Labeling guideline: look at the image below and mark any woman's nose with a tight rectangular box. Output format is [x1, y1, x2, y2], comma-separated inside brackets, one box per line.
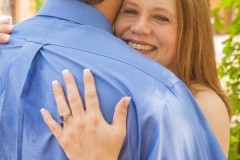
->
[130, 17, 151, 36]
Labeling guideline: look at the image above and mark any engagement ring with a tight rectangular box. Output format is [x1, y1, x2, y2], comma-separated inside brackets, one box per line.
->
[59, 113, 72, 122]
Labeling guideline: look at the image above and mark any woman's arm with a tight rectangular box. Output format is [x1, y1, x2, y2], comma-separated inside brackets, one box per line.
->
[0, 18, 13, 43]
[41, 69, 130, 160]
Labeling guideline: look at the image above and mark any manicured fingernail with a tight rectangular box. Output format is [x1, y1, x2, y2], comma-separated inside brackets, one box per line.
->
[62, 69, 71, 79]
[126, 97, 131, 101]
[2, 34, 10, 41]
[125, 97, 131, 105]
[52, 80, 59, 85]
[62, 69, 70, 75]
[6, 25, 14, 30]
[52, 80, 59, 90]
[83, 69, 91, 76]
[40, 108, 46, 114]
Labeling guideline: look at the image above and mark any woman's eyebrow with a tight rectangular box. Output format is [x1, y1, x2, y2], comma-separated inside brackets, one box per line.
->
[153, 7, 175, 16]
[122, 1, 175, 17]
[122, 1, 138, 7]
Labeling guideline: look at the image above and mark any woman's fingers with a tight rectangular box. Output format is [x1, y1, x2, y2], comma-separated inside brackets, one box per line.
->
[62, 70, 85, 117]
[0, 24, 14, 33]
[112, 97, 130, 133]
[83, 69, 101, 115]
[52, 80, 72, 124]
[41, 70, 130, 160]
[0, 19, 14, 44]
[40, 108, 64, 140]
[0, 18, 11, 24]
[0, 33, 10, 43]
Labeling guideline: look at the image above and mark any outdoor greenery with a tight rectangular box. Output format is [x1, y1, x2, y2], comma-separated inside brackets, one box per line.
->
[35, 0, 44, 11]
[212, 0, 240, 159]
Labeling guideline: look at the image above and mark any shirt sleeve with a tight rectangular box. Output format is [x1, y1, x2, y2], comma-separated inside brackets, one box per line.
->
[146, 82, 226, 160]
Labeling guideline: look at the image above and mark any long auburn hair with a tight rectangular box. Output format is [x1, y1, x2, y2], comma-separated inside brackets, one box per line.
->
[174, 0, 231, 117]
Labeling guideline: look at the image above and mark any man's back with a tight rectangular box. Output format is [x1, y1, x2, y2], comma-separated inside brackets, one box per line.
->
[0, 0, 225, 159]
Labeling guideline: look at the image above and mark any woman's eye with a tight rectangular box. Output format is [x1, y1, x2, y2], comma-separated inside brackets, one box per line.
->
[154, 15, 169, 22]
[124, 9, 137, 15]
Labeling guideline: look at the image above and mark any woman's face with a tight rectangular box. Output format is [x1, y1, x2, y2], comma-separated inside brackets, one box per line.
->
[114, 0, 178, 70]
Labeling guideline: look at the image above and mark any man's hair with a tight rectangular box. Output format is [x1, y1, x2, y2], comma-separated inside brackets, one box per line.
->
[81, 0, 104, 5]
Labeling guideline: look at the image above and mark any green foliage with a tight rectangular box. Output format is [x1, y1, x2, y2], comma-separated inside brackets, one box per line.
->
[213, 0, 240, 159]
[35, 0, 44, 11]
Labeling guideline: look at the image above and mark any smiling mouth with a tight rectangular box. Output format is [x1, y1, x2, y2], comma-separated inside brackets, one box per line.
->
[128, 42, 156, 51]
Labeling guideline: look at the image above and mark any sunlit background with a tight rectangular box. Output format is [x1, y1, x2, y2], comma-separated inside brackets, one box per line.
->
[0, 0, 42, 23]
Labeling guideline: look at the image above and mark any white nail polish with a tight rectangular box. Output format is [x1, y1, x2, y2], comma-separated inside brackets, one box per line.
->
[52, 80, 59, 85]
[40, 108, 46, 113]
[62, 69, 70, 75]
[83, 69, 91, 75]
[2, 34, 10, 41]
[6, 25, 14, 30]
[126, 97, 131, 101]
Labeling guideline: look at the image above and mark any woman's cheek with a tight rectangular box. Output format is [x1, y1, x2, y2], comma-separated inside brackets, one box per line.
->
[115, 17, 132, 37]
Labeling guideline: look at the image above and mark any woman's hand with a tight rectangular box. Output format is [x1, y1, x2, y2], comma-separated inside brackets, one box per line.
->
[0, 18, 13, 43]
[40, 69, 130, 160]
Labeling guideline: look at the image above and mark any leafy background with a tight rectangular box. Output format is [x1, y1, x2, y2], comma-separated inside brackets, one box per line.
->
[212, 0, 240, 159]
[35, 0, 44, 11]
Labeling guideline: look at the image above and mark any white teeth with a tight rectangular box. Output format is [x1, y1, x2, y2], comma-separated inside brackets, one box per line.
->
[133, 43, 137, 48]
[128, 42, 154, 51]
[137, 44, 141, 50]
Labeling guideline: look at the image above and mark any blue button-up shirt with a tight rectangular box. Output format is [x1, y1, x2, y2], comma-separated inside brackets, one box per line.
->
[0, 0, 225, 159]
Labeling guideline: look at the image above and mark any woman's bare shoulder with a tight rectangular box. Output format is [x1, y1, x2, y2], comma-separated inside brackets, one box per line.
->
[190, 83, 228, 118]
[190, 83, 230, 157]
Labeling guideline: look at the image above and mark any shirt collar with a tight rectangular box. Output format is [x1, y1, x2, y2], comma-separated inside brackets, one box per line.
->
[36, 0, 113, 34]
